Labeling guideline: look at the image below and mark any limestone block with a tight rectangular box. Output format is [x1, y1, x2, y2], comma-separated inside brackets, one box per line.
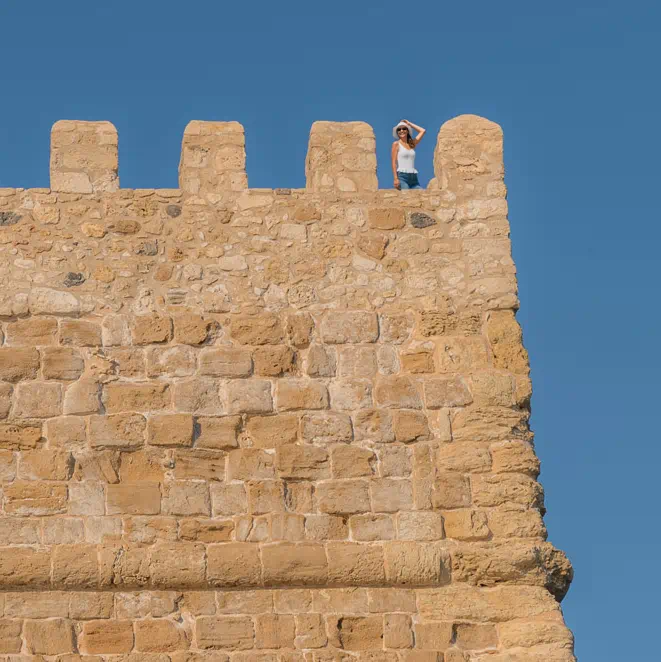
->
[305, 345, 337, 377]
[195, 615, 255, 650]
[13, 381, 63, 418]
[255, 613, 296, 649]
[89, 413, 146, 449]
[384, 542, 451, 585]
[211, 483, 247, 516]
[18, 449, 73, 480]
[317, 480, 370, 514]
[135, 619, 190, 652]
[301, 412, 353, 444]
[151, 542, 206, 588]
[162, 481, 210, 516]
[222, 380, 273, 415]
[442, 509, 490, 541]
[24, 618, 75, 655]
[60, 319, 102, 346]
[147, 345, 197, 378]
[306, 122, 377, 193]
[106, 482, 161, 515]
[196, 415, 240, 450]
[174, 313, 215, 345]
[393, 410, 430, 442]
[354, 409, 394, 442]
[4, 481, 67, 516]
[331, 445, 375, 478]
[413, 622, 453, 651]
[131, 315, 173, 345]
[384, 613, 414, 649]
[230, 314, 284, 345]
[174, 450, 226, 481]
[0, 347, 39, 381]
[227, 449, 274, 480]
[79, 620, 135, 654]
[374, 377, 421, 409]
[329, 379, 373, 410]
[52, 543, 99, 588]
[173, 378, 223, 415]
[295, 613, 328, 648]
[276, 444, 329, 479]
[5, 317, 58, 345]
[275, 379, 329, 411]
[0, 546, 51, 586]
[148, 414, 194, 447]
[471, 473, 544, 509]
[200, 347, 252, 378]
[247, 414, 298, 448]
[0, 619, 22, 653]
[350, 514, 395, 541]
[50, 120, 119, 193]
[491, 440, 540, 476]
[328, 614, 383, 650]
[488, 506, 547, 539]
[321, 312, 378, 344]
[262, 543, 328, 585]
[327, 542, 385, 585]
[486, 310, 530, 374]
[103, 382, 170, 413]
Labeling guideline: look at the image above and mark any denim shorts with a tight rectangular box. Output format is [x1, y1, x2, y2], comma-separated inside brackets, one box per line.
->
[397, 171, 421, 189]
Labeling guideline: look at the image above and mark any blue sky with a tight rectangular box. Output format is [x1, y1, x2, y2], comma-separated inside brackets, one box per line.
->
[1, 1, 659, 658]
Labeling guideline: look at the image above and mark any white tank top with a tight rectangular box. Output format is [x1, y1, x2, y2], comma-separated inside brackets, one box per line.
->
[397, 142, 417, 174]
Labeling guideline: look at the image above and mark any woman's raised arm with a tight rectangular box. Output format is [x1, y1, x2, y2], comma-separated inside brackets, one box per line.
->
[404, 119, 426, 145]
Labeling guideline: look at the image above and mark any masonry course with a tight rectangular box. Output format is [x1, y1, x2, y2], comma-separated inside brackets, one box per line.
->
[0, 115, 575, 660]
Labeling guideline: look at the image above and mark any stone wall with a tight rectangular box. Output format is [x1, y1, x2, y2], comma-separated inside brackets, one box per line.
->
[0, 115, 575, 660]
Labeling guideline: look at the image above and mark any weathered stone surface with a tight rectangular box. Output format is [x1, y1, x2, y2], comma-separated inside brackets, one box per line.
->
[0, 117, 573, 659]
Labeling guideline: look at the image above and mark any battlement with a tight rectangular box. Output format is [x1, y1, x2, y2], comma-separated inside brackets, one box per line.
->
[0, 115, 575, 661]
[26, 114, 505, 197]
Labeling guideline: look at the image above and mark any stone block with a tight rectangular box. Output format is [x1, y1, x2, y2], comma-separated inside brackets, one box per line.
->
[0, 619, 22, 653]
[350, 514, 395, 541]
[248, 480, 286, 514]
[200, 348, 252, 377]
[174, 314, 215, 345]
[0, 546, 51, 587]
[90, 413, 146, 449]
[317, 480, 370, 514]
[490, 440, 540, 476]
[331, 445, 375, 478]
[196, 616, 255, 650]
[374, 377, 421, 409]
[327, 542, 385, 585]
[305, 513, 347, 541]
[163, 481, 210, 516]
[486, 310, 530, 374]
[103, 382, 170, 413]
[321, 312, 378, 344]
[367, 588, 417, 613]
[369, 208, 405, 230]
[451, 406, 530, 443]
[211, 483, 247, 516]
[41, 347, 85, 380]
[424, 377, 473, 408]
[442, 509, 490, 541]
[393, 410, 430, 442]
[13, 381, 63, 418]
[255, 614, 296, 649]
[397, 511, 445, 541]
[135, 618, 190, 652]
[354, 409, 394, 442]
[436, 443, 491, 473]
[4, 481, 67, 516]
[414, 622, 453, 650]
[370, 479, 413, 512]
[179, 518, 234, 543]
[52, 543, 99, 588]
[173, 450, 226, 481]
[227, 449, 274, 480]
[0, 347, 39, 381]
[436, 337, 490, 374]
[305, 345, 336, 377]
[275, 379, 329, 411]
[222, 380, 273, 414]
[247, 414, 298, 448]
[285, 312, 315, 347]
[131, 315, 172, 344]
[69, 591, 114, 619]
[384, 613, 413, 649]
[471, 474, 544, 509]
[431, 473, 471, 509]
[276, 444, 329, 479]
[230, 314, 284, 345]
[69, 481, 105, 516]
[174, 378, 223, 415]
[24, 618, 75, 655]
[328, 378, 372, 410]
[80, 620, 135, 654]
[106, 482, 161, 515]
[328, 615, 384, 650]
[384, 542, 451, 586]
[401, 350, 435, 374]
[262, 543, 328, 585]
[151, 542, 206, 588]
[253, 345, 295, 376]
[148, 414, 194, 447]
[120, 449, 165, 482]
[18, 449, 73, 480]
[64, 379, 102, 415]
[59, 319, 102, 346]
[196, 415, 240, 450]
[295, 613, 328, 649]
[488, 506, 546, 539]
[147, 345, 197, 378]
[301, 412, 353, 443]
[6, 317, 58, 346]
[44, 415, 86, 447]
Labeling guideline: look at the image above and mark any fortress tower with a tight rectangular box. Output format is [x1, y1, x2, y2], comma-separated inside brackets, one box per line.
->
[0, 115, 575, 660]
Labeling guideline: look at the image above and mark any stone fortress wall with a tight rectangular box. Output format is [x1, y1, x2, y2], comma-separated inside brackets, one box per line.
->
[0, 115, 575, 660]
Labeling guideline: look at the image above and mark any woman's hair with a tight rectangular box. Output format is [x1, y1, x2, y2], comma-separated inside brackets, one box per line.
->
[400, 126, 415, 149]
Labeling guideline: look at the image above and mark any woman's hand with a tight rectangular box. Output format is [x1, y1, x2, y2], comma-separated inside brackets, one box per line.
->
[394, 177, 401, 190]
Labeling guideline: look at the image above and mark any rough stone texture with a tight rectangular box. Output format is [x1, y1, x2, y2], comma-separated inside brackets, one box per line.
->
[0, 115, 574, 660]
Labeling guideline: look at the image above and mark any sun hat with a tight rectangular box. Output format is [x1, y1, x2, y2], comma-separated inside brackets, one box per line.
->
[392, 120, 411, 139]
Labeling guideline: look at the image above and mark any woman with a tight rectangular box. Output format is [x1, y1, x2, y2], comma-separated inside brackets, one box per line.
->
[391, 119, 426, 190]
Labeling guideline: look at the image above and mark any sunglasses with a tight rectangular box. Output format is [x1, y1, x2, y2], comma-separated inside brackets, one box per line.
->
[397, 127, 408, 132]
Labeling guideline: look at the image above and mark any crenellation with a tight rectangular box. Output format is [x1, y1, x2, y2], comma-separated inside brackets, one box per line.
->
[0, 114, 574, 660]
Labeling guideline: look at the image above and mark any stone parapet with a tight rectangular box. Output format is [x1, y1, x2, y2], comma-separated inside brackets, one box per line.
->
[0, 115, 575, 661]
